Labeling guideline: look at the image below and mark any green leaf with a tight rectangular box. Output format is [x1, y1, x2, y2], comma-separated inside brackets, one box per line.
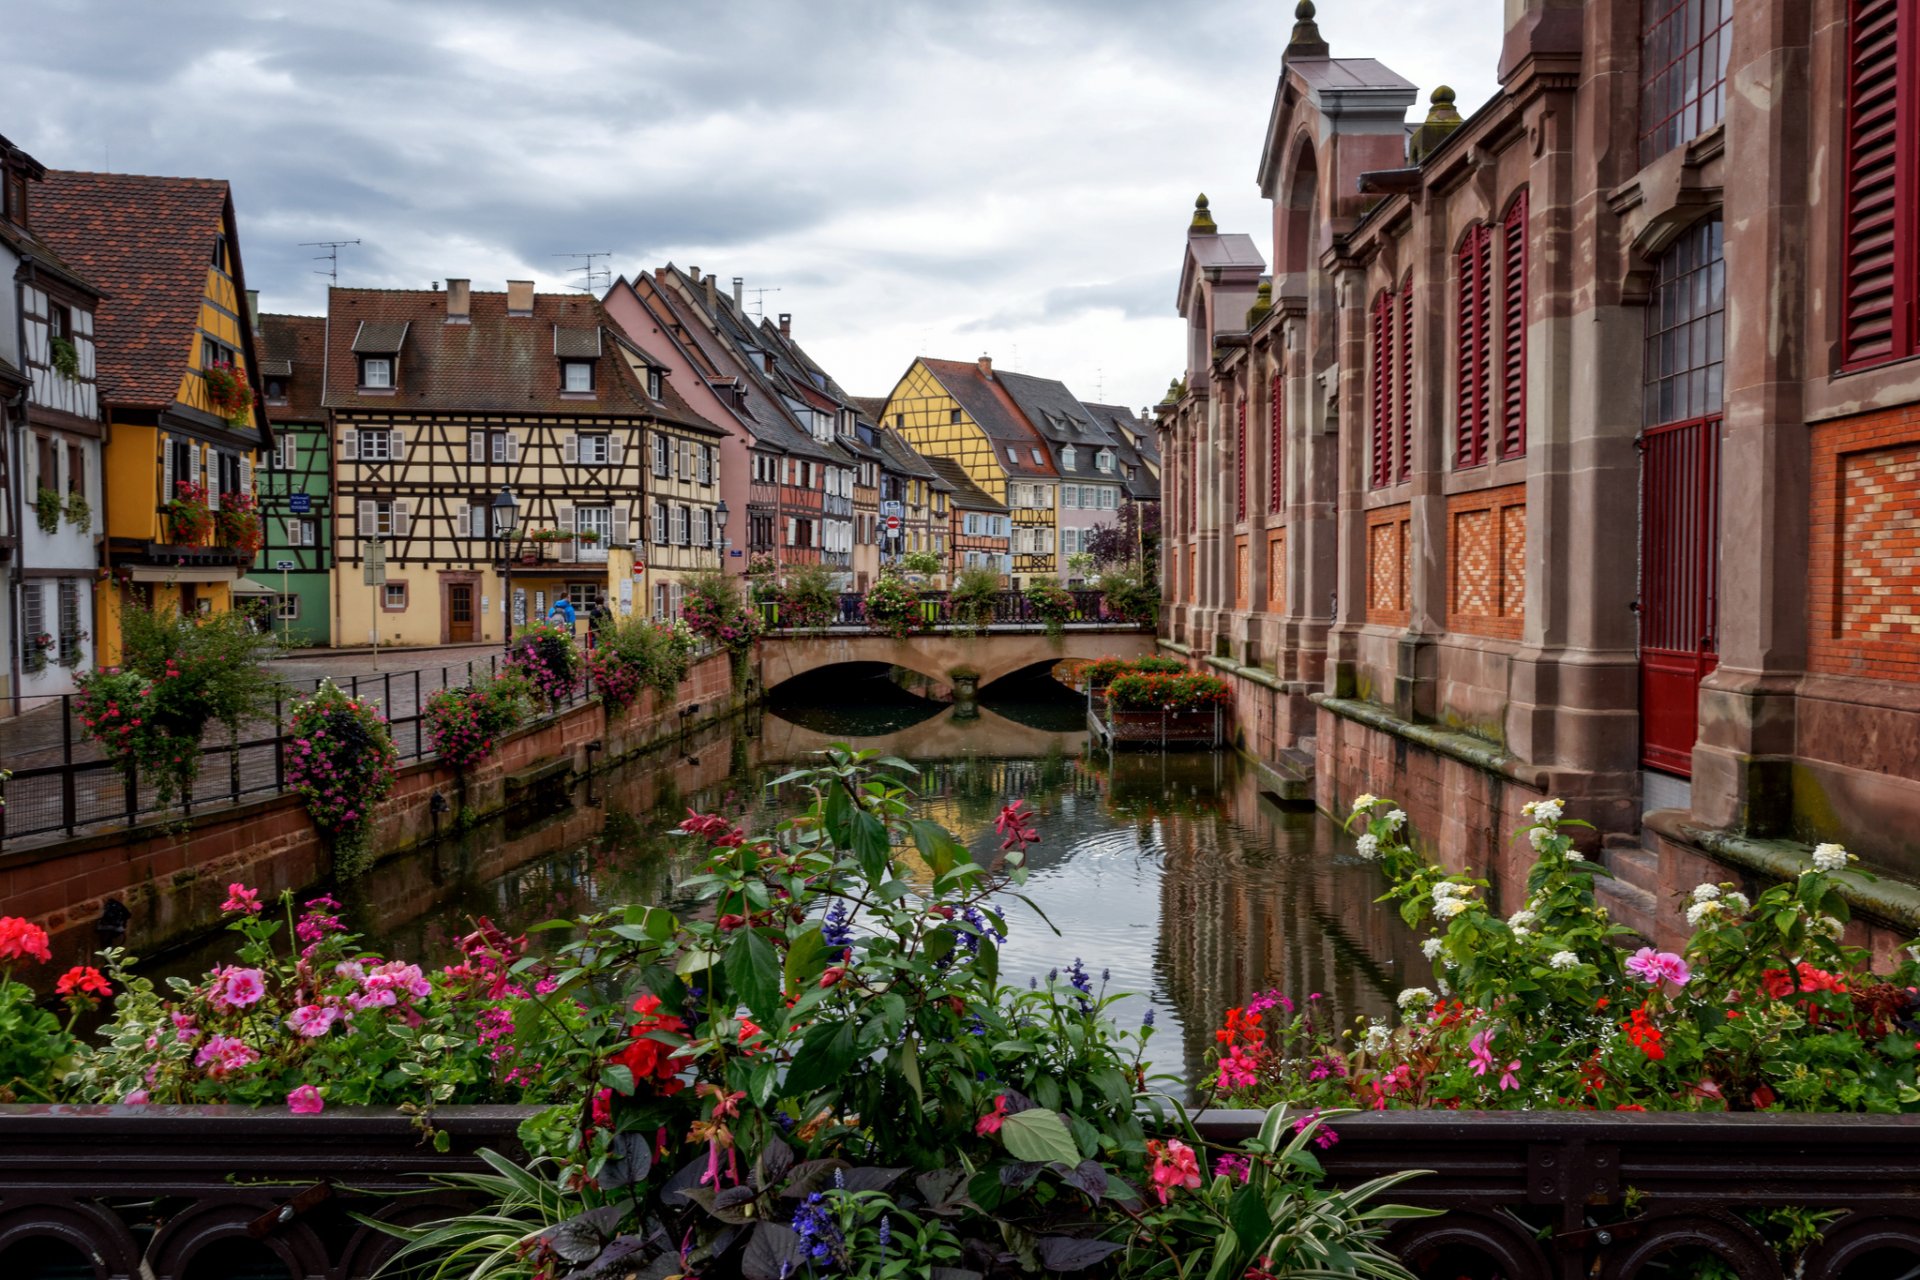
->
[784, 1019, 858, 1098]
[676, 946, 720, 976]
[785, 925, 827, 991]
[725, 928, 783, 1025]
[851, 810, 892, 884]
[999, 1107, 1080, 1166]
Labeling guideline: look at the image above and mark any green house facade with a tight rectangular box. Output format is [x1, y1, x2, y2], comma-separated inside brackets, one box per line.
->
[256, 313, 331, 646]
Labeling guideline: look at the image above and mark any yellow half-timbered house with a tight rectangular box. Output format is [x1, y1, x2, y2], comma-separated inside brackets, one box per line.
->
[325, 281, 718, 646]
[880, 356, 1056, 584]
[36, 172, 272, 661]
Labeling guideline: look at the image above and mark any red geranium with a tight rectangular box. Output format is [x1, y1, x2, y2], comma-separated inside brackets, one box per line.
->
[0, 916, 52, 965]
[608, 993, 688, 1094]
[55, 965, 112, 1002]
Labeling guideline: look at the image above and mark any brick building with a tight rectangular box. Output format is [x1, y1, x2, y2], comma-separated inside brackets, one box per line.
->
[1161, 0, 1920, 942]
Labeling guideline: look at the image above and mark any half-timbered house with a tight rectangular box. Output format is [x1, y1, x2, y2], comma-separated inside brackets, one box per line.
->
[0, 134, 105, 705]
[882, 356, 1058, 586]
[926, 457, 1009, 580]
[325, 281, 693, 646]
[35, 170, 271, 663]
[996, 370, 1128, 582]
[621, 338, 728, 619]
[255, 310, 332, 645]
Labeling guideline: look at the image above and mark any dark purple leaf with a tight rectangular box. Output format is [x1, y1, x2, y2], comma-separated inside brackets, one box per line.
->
[742, 1223, 808, 1280]
[998, 1160, 1044, 1188]
[916, 1168, 975, 1216]
[599, 1131, 654, 1190]
[842, 1166, 907, 1194]
[1036, 1237, 1126, 1272]
[538, 1205, 626, 1263]
[1061, 1160, 1109, 1201]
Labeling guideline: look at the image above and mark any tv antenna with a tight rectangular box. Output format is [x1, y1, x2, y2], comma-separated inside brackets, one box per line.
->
[300, 239, 360, 285]
[555, 252, 613, 294]
[746, 286, 782, 318]
[1095, 364, 1105, 400]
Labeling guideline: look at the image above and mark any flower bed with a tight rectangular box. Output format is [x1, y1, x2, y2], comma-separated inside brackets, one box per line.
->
[1080, 655, 1187, 692]
[1106, 671, 1231, 713]
[588, 615, 697, 714]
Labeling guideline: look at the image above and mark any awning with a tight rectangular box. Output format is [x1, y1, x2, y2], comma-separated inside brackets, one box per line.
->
[230, 577, 278, 596]
[123, 565, 241, 584]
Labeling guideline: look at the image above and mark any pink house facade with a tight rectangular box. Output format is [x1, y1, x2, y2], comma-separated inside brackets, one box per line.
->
[1161, 0, 1920, 951]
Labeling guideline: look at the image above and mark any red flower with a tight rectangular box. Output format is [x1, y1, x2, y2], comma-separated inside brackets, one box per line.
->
[0, 916, 52, 965]
[1751, 1083, 1776, 1110]
[1621, 1005, 1665, 1061]
[55, 965, 111, 1001]
[994, 801, 1039, 851]
[975, 1094, 1009, 1136]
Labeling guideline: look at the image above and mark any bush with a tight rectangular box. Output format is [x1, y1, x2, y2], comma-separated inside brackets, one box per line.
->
[1023, 578, 1077, 637]
[1106, 671, 1231, 713]
[862, 572, 925, 639]
[424, 671, 529, 771]
[1097, 565, 1159, 628]
[948, 564, 1002, 632]
[900, 548, 941, 575]
[589, 615, 696, 714]
[284, 680, 400, 879]
[682, 569, 759, 654]
[507, 618, 581, 708]
[776, 561, 837, 631]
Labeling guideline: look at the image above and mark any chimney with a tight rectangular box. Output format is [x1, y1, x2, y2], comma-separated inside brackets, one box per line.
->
[732, 276, 744, 308]
[977, 354, 993, 379]
[246, 290, 260, 334]
[689, 265, 702, 283]
[506, 280, 534, 316]
[445, 278, 471, 324]
[778, 313, 791, 338]
[705, 274, 718, 311]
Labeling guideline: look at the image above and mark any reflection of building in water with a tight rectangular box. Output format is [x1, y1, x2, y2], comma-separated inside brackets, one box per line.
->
[1151, 758, 1417, 1089]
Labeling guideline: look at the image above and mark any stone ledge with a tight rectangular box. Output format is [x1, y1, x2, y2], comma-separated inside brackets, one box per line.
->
[1311, 693, 1546, 790]
[1203, 653, 1285, 691]
[1644, 808, 1920, 935]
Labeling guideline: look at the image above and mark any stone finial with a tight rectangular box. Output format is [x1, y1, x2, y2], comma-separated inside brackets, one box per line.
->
[1189, 193, 1217, 233]
[1161, 376, 1186, 404]
[1285, 0, 1331, 60]
[1246, 278, 1274, 328]
[1408, 85, 1465, 163]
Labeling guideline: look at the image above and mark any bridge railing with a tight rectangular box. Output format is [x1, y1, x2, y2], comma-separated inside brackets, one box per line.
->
[755, 589, 1146, 633]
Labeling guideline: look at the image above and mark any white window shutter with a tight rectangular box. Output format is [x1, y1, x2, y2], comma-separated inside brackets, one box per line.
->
[357, 499, 375, 537]
[811, 520, 820, 548]
[609, 435, 626, 467]
[284, 517, 298, 544]
[341, 427, 358, 461]
[469, 432, 485, 463]
[241, 455, 253, 497]
[611, 507, 629, 547]
[785, 517, 795, 546]
[506, 433, 521, 463]
[558, 505, 576, 561]
[285, 438, 297, 473]
[209, 455, 221, 510]
[393, 500, 411, 538]
[563, 434, 579, 465]
[390, 428, 406, 461]
[457, 506, 472, 537]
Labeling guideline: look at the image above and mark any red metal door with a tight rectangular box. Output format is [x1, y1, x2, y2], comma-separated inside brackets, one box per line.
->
[1638, 416, 1721, 775]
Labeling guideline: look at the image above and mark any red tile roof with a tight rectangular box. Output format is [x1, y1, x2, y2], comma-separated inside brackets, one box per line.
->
[33, 171, 239, 411]
[257, 313, 327, 424]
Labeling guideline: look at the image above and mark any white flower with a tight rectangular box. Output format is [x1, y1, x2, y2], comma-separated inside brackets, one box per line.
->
[1811, 843, 1852, 873]
[1523, 798, 1565, 825]
[1507, 909, 1537, 930]
[1385, 809, 1407, 832]
[1685, 900, 1722, 928]
[1908, 944, 1920, 967]
[1548, 950, 1579, 970]
[1436, 977, 1451, 997]
[1351, 793, 1379, 814]
[1362, 1021, 1391, 1054]
[1512, 926, 1531, 941]
[1564, 849, 1586, 863]
[1813, 914, 1846, 939]
[1434, 897, 1469, 921]
[1527, 827, 1552, 852]
[1691, 883, 1722, 904]
[1421, 937, 1444, 960]
[1396, 986, 1435, 1010]
[1355, 833, 1381, 861]
[1721, 891, 1750, 914]
[1431, 881, 1467, 901]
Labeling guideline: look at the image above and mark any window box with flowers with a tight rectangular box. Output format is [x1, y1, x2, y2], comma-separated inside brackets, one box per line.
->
[215, 491, 264, 561]
[284, 680, 400, 879]
[25, 631, 54, 673]
[202, 360, 254, 430]
[1105, 671, 1230, 744]
[164, 481, 213, 546]
[1022, 578, 1078, 637]
[33, 486, 61, 535]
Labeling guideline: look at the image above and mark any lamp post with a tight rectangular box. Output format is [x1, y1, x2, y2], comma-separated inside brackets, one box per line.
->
[492, 486, 519, 656]
[715, 499, 730, 571]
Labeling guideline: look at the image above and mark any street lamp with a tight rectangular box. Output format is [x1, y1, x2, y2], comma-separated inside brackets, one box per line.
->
[492, 486, 520, 655]
[714, 499, 730, 571]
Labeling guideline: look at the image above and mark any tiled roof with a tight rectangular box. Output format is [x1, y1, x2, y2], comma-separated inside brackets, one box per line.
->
[33, 170, 242, 410]
[919, 358, 1057, 479]
[351, 321, 409, 353]
[553, 326, 602, 358]
[850, 395, 889, 421]
[872, 426, 939, 481]
[257, 312, 326, 424]
[1083, 402, 1161, 462]
[924, 457, 1006, 511]
[993, 369, 1129, 481]
[322, 288, 710, 426]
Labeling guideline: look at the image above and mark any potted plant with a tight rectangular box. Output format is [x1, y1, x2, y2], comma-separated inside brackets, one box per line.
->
[202, 360, 254, 430]
[215, 491, 264, 562]
[64, 490, 90, 531]
[33, 486, 60, 535]
[164, 481, 213, 546]
[948, 564, 1002, 633]
[1106, 671, 1231, 743]
[863, 571, 925, 639]
[1023, 578, 1077, 637]
[49, 334, 80, 380]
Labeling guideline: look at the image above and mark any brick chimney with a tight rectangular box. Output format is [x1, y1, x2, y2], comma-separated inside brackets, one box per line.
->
[778, 313, 791, 338]
[506, 280, 534, 316]
[705, 273, 718, 311]
[689, 265, 702, 283]
[977, 354, 993, 379]
[445, 278, 471, 324]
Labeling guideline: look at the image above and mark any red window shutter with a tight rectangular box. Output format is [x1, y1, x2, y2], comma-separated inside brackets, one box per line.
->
[1269, 375, 1284, 514]
[1398, 279, 1414, 482]
[1371, 292, 1393, 488]
[1841, 0, 1916, 367]
[1500, 194, 1529, 459]
[1236, 399, 1248, 521]
[1456, 226, 1493, 467]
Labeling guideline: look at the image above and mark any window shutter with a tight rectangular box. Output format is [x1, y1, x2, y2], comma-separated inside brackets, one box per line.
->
[1398, 278, 1414, 482]
[1841, 0, 1915, 366]
[812, 520, 821, 548]
[342, 427, 358, 461]
[457, 506, 472, 537]
[162, 438, 175, 501]
[1500, 193, 1529, 459]
[559, 505, 576, 561]
[1235, 399, 1248, 521]
[284, 517, 299, 544]
[506, 433, 521, 463]
[393, 500, 411, 538]
[1456, 226, 1493, 468]
[209, 454, 221, 510]
[357, 499, 375, 537]
[469, 432, 485, 463]
[786, 517, 796, 546]
[1370, 292, 1392, 488]
[390, 428, 406, 462]
[609, 435, 626, 466]
[611, 507, 629, 547]
[563, 434, 579, 465]
[241, 455, 253, 497]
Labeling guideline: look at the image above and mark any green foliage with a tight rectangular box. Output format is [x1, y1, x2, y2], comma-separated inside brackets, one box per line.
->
[588, 614, 697, 714]
[284, 681, 400, 879]
[63, 490, 90, 531]
[34, 486, 61, 535]
[1023, 579, 1077, 637]
[862, 572, 925, 639]
[900, 548, 941, 575]
[49, 334, 80, 380]
[0, 916, 81, 1102]
[948, 565, 1003, 633]
[1097, 565, 1159, 628]
[682, 568, 760, 654]
[425, 670, 530, 771]
[507, 618, 581, 707]
[777, 561, 838, 631]
[1106, 672, 1231, 714]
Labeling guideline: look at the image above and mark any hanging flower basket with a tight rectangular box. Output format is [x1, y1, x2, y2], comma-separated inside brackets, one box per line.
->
[203, 361, 254, 430]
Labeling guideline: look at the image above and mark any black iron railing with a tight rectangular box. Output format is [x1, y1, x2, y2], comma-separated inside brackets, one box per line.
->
[754, 589, 1141, 632]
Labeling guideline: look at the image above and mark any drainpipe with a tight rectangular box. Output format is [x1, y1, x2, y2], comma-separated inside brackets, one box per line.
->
[9, 255, 41, 703]
[322, 286, 340, 648]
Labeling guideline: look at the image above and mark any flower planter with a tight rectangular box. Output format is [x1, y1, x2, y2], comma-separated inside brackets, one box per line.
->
[1108, 706, 1221, 746]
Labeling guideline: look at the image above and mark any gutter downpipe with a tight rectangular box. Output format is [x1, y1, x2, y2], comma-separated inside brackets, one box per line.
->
[8, 255, 40, 706]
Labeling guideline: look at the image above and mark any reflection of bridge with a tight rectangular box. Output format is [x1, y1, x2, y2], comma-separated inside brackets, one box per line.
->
[756, 627, 1155, 693]
[756, 703, 1092, 762]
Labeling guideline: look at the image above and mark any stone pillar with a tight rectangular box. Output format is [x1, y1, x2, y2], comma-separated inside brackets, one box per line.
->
[1327, 263, 1372, 696]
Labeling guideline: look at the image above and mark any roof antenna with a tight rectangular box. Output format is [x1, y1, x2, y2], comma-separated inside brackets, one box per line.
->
[301, 239, 361, 286]
[1095, 364, 1104, 401]
[746, 286, 782, 318]
[555, 251, 613, 294]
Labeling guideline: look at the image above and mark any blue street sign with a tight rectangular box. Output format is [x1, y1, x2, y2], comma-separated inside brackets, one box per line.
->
[730, 549, 744, 557]
[288, 493, 312, 514]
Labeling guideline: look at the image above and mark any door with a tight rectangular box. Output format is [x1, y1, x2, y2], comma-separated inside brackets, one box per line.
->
[448, 582, 474, 643]
[1637, 416, 1720, 775]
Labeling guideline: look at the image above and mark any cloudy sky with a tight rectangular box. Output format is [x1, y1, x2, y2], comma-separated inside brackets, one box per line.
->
[6, 0, 1502, 411]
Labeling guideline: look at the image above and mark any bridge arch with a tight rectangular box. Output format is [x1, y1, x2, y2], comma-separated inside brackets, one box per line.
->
[755, 630, 1157, 697]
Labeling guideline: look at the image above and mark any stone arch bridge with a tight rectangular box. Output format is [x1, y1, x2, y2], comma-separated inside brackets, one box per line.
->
[754, 627, 1156, 697]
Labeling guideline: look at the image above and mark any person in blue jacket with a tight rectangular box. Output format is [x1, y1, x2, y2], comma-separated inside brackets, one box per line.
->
[547, 596, 577, 629]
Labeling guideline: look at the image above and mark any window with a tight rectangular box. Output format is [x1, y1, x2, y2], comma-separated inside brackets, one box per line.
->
[275, 593, 300, 621]
[360, 429, 393, 462]
[1644, 218, 1726, 425]
[266, 378, 287, 403]
[360, 357, 393, 389]
[652, 434, 670, 477]
[1062, 485, 1078, 509]
[1062, 445, 1076, 470]
[1096, 449, 1114, 473]
[950, 409, 962, 424]
[562, 360, 594, 392]
[576, 505, 612, 549]
[1499, 193, 1529, 458]
[371, 501, 395, 536]
[58, 579, 81, 664]
[647, 369, 662, 399]
[1455, 223, 1494, 468]
[275, 435, 298, 470]
[21, 583, 45, 670]
[1006, 447, 1018, 464]
[66, 442, 84, 496]
[1030, 448, 1043, 465]
[1639, 0, 1733, 166]
[579, 434, 611, 466]
[1840, 0, 1919, 368]
[48, 303, 70, 342]
[384, 582, 408, 610]
[674, 506, 690, 545]
[697, 445, 712, 484]
[202, 335, 235, 369]
[1369, 278, 1414, 487]
[1101, 487, 1117, 510]
[697, 507, 713, 548]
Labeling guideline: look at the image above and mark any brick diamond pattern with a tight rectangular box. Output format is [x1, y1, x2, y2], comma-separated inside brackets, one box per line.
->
[1453, 508, 1496, 616]
[1235, 537, 1250, 609]
[1267, 529, 1285, 612]
[1367, 507, 1409, 624]
[1501, 505, 1527, 623]
[1841, 446, 1920, 639]
[1446, 484, 1526, 639]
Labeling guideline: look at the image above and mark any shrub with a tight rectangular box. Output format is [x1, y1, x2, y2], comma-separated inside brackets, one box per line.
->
[1106, 671, 1232, 714]
[588, 615, 697, 714]
[948, 564, 1002, 632]
[776, 561, 837, 631]
[681, 568, 759, 655]
[900, 548, 941, 575]
[862, 572, 925, 639]
[284, 680, 400, 879]
[1023, 578, 1077, 637]
[424, 671, 529, 771]
[507, 618, 581, 708]
[1097, 565, 1159, 627]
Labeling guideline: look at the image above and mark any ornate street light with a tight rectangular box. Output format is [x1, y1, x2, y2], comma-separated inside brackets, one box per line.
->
[493, 487, 520, 654]
[715, 499, 730, 570]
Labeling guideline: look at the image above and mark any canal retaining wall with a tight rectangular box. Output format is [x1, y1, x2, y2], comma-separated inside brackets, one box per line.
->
[1, 650, 743, 983]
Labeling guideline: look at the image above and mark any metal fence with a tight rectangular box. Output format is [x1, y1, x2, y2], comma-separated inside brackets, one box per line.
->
[754, 588, 1142, 631]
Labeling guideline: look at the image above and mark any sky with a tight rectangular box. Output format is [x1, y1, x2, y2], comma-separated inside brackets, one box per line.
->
[4, 0, 1503, 413]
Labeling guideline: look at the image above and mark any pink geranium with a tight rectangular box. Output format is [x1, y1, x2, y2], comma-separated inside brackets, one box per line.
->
[287, 1084, 325, 1114]
[194, 1035, 259, 1078]
[1146, 1138, 1202, 1203]
[220, 883, 263, 915]
[1625, 947, 1691, 994]
[214, 966, 266, 1008]
[286, 1004, 338, 1038]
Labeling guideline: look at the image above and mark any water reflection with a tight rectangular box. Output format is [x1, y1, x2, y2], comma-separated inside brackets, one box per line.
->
[158, 673, 1420, 1088]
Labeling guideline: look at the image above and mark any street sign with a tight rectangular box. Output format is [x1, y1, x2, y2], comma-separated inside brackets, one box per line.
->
[730, 549, 743, 557]
[880, 500, 904, 518]
[363, 539, 386, 586]
[273, 559, 295, 571]
[885, 515, 902, 534]
[288, 493, 312, 514]
[632, 560, 647, 575]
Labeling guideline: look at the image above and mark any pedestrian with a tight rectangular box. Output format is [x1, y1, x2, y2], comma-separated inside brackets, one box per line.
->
[547, 596, 577, 631]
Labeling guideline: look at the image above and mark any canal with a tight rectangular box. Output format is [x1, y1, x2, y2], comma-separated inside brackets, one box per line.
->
[165, 666, 1418, 1089]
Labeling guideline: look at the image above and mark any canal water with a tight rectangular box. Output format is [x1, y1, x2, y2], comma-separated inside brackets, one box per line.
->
[164, 666, 1418, 1089]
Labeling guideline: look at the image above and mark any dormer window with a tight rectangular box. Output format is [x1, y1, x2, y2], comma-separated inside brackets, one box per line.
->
[562, 360, 594, 393]
[1061, 445, 1076, 471]
[266, 378, 288, 404]
[1006, 447, 1017, 464]
[1096, 449, 1114, 473]
[360, 357, 393, 389]
[648, 369, 663, 399]
[4, 169, 27, 226]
